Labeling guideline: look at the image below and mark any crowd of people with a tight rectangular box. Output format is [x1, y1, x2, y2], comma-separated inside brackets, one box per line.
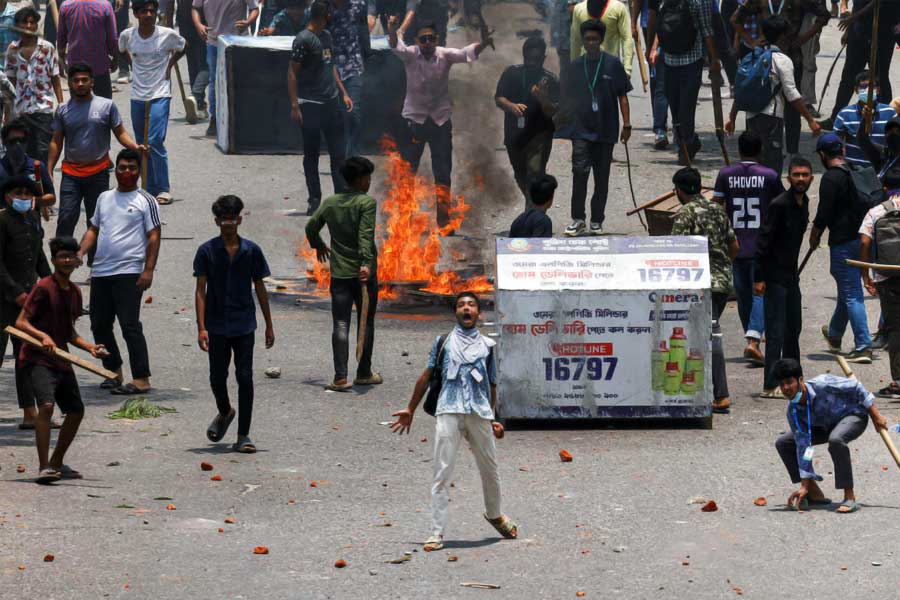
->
[0, 0, 900, 547]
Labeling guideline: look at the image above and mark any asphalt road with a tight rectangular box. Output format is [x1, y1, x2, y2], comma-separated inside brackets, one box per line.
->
[3, 4, 900, 599]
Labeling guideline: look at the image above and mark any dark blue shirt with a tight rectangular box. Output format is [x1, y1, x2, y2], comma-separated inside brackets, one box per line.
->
[193, 237, 271, 337]
[0, 156, 55, 197]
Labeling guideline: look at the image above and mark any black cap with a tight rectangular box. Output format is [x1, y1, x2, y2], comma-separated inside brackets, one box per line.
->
[0, 174, 39, 197]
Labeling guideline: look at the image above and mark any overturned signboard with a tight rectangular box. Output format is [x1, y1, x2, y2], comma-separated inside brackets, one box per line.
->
[495, 236, 712, 421]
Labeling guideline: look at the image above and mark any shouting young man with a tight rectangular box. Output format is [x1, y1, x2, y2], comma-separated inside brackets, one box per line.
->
[391, 292, 518, 552]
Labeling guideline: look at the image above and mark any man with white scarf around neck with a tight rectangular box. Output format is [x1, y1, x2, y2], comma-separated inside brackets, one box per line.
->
[391, 291, 519, 552]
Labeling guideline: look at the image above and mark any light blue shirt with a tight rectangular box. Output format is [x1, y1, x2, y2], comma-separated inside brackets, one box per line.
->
[427, 331, 497, 420]
[0, 3, 17, 70]
[789, 374, 873, 480]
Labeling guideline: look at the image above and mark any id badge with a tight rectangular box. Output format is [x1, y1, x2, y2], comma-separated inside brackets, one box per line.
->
[592, 100, 599, 112]
[803, 446, 814, 461]
[517, 116, 525, 129]
[471, 369, 484, 383]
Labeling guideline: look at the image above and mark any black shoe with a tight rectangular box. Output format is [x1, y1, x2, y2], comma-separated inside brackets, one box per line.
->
[818, 117, 834, 131]
[205, 118, 217, 137]
[689, 137, 702, 160]
[872, 331, 887, 350]
[306, 202, 320, 216]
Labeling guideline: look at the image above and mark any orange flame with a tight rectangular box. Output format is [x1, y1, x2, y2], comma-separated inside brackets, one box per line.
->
[299, 137, 494, 298]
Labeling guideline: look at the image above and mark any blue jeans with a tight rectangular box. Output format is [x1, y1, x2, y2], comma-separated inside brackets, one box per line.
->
[206, 44, 218, 121]
[342, 75, 363, 157]
[651, 52, 668, 134]
[764, 280, 802, 389]
[131, 98, 171, 196]
[732, 258, 765, 340]
[828, 239, 871, 351]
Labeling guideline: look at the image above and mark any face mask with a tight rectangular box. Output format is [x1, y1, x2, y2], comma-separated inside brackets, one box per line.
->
[6, 140, 26, 170]
[11, 198, 31, 213]
[789, 388, 802, 404]
[116, 170, 140, 188]
[858, 89, 876, 104]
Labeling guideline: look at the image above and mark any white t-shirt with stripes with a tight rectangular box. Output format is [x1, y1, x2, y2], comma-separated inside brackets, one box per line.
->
[89, 188, 161, 278]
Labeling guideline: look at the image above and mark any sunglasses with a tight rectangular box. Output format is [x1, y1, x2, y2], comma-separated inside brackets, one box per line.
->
[418, 34, 437, 43]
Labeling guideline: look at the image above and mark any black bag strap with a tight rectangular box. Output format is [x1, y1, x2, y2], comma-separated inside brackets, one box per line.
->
[432, 332, 452, 379]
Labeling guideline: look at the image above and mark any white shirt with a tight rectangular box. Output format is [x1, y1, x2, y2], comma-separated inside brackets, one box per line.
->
[748, 48, 803, 120]
[118, 26, 186, 101]
[89, 188, 161, 278]
[859, 194, 900, 283]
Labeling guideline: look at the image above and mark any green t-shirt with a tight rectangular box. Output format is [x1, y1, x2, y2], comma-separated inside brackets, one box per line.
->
[305, 192, 377, 279]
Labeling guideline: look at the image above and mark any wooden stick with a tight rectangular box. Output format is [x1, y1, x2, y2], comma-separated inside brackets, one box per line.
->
[460, 583, 501, 589]
[633, 31, 649, 93]
[864, 0, 881, 134]
[48, 0, 59, 27]
[835, 354, 900, 468]
[625, 187, 714, 216]
[4, 326, 117, 379]
[798, 245, 816, 275]
[141, 100, 150, 188]
[845, 258, 900, 271]
[356, 285, 370, 362]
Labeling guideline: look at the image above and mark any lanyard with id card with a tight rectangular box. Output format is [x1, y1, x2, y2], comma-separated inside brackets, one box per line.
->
[585, 55, 604, 113]
[793, 401, 814, 461]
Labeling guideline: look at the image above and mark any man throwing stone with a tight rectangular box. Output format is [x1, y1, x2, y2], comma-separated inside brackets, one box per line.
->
[391, 292, 518, 552]
[773, 358, 888, 513]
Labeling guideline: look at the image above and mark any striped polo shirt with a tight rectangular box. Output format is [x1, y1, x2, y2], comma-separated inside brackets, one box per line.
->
[834, 101, 896, 168]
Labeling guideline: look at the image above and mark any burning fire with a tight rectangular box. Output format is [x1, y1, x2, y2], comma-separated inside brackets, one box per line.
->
[299, 137, 494, 299]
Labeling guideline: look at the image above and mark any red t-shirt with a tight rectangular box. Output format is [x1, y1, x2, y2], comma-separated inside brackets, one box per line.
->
[18, 275, 83, 373]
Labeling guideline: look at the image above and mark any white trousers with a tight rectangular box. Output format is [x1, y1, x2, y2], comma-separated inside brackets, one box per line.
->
[431, 413, 502, 537]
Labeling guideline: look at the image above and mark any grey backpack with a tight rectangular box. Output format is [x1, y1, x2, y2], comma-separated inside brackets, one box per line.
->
[873, 199, 900, 277]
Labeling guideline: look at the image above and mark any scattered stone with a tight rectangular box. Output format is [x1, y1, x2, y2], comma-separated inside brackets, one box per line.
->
[612, 546, 626, 553]
[401, 351, 409, 356]
[253, 546, 269, 555]
[210, 475, 223, 481]
[144, 296, 153, 304]
[687, 497, 706, 504]
[872, 561, 882, 566]
[265, 367, 281, 379]
[701, 500, 718, 512]
[559, 449, 573, 462]
[334, 559, 347, 568]
[447, 555, 459, 562]
[753, 497, 767, 507]
[200, 462, 213, 471]
[43, 554, 54, 562]
[369, 569, 378, 576]
[106, 461, 121, 467]
[16, 465, 25, 473]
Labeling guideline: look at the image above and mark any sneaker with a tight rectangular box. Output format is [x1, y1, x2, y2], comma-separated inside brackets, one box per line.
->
[689, 137, 702, 160]
[654, 130, 669, 150]
[877, 382, 900, 399]
[818, 117, 834, 131]
[821, 325, 841, 353]
[872, 331, 887, 350]
[844, 348, 873, 364]
[306, 201, 320, 216]
[565, 219, 586, 237]
[760, 387, 785, 399]
[205, 118, 217, 137]
[589, 221, 603, 235]
[116, 73, 131, 84]
[198, 108, 210, 121]
[353, 373, 383, 385]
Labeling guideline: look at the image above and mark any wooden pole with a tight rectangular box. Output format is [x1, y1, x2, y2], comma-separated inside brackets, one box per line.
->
[4, 326, 117, 379]
[141, 100, 150, 188]
[48, 0, 59, 27]
[633, 32, 649, 93]
[835, 354, 900, 469]
[864, 0, 881, 134]
[626, 187, 714, 216]
[355, 285, 370, 362]
[845, 258, 900, 271]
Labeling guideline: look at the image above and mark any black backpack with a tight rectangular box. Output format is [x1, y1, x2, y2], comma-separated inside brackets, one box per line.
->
[657, 0, 697, 55]
[423, 334, 494, 417]
[837, 163, 886, 219]
[874, 199, 900, 277]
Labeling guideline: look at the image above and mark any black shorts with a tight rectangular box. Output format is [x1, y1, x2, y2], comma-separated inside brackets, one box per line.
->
[27, 365, 84, 414]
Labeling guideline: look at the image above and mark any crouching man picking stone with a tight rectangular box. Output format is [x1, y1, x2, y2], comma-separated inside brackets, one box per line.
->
[773, 358, 888, 513]
[390, 291, 518, 551]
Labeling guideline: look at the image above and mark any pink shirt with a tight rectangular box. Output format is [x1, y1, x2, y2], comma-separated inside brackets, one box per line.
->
[392, 38, 478, 126]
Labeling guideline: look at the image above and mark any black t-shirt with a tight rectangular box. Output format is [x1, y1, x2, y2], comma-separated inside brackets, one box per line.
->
[813, 165, 863, 246]
[510, 208, 553, 238]
[557, 52, 632, 143]
[291, 29, 338, 102]
[495, 65, 559, 148]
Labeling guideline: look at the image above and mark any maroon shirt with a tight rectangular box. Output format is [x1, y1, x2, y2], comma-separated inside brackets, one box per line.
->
[18, 275, 83, 373]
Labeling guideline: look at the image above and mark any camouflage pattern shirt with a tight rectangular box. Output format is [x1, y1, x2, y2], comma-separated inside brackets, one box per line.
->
[671, 194, 737, 295]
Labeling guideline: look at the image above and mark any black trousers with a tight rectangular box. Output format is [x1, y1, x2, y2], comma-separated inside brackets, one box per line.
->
[400, 117, 453, 226]
[115, 0, 131, 75]
[747, 113, 785, 176]
[301, 98, 347, 208]
[830, 24, 897, 121]
[664, 59, 703, 149]
[711, 292, 729, 401]
[90, 274, 151, 379]
[208, 332, 255, 437]
[2, 300, 32, 408]
[180, 22, 209, 108]
[775, 414, 867, 489]
[330, 276, 378, 381]
[764, 279, 802, 389]
[571, 139, 613, 224]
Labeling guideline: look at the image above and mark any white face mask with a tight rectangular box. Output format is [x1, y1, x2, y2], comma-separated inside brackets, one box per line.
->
[790, 390, 802, 404]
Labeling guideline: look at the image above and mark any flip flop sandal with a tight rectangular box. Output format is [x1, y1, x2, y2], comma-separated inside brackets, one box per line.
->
[36, 468, 60, 484]
[423, 536, 444, 551]
[100, 377, 122, 389]
[233, 436, 257, 453]
[18, 420, 62, 430]
[325, 381, 353, 392]
[206, 408, 236, 442]
[485, 514, 518, 539]
[836, 500, 860, 513]
[111, 383, 152, 396]
[798, 497, 832, 510]
[157, 193, 173, 205]
[57, 465, 83, 479]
